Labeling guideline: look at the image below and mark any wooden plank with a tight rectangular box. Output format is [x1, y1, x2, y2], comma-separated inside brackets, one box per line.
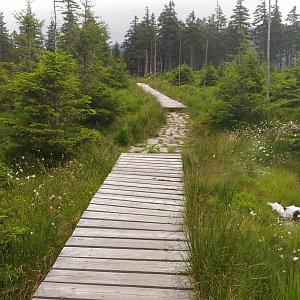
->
[117, 159, 183, 166]
[112, 166, 183, 174]
[97, 189, 184, 200]
[72, 228, 187, 241]
[86, 204, 183, 218]
[77, 219, 183, 232]
[82, 211, 183, 224]
[90, 198, 183, 212]
[51, 257, 187, 274]
[59, 247, 188, 261]
[116, 162, 182, 170]
[107, 173, 183, 183]
[43, 269, 189, 289]
[94, 193, 184, 206]
[103, 180, 183, 191]
[99, 184, 183, 195]
[33, 282, 191, 299]
[121, 153, 182, 158]
[66, 237, 187, 251]
[111, 170, 183, 178]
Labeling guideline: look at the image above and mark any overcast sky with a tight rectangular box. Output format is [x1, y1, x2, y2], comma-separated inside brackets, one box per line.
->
[1, 0, 298, 43]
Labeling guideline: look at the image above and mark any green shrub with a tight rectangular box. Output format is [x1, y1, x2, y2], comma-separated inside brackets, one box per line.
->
[170, 64, 194, 86]
[0, 162, 13, 188]
[207, 44, 266, 128]
[201, 64, 219, 86]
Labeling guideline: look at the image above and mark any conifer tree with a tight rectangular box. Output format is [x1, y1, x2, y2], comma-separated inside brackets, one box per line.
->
[183, 11, 202, 70]
[270, 0, 284, 68]
[227, 0, 250, 55]
[158, 1, 182, 71]
[285, 6, 300, 66]
[14, 0, 44, 70]
[0, 12, 13, 62]
[59, 0, 80, 55]
[252, 0, 268, 62]
[45, 19, 57, 52]
[10, 50, 96, 162]
[123, 16, 140, 76]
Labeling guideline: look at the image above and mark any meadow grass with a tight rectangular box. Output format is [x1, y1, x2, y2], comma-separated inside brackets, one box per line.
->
[0, 82, 166, 299]
[145, 79, 300, 299]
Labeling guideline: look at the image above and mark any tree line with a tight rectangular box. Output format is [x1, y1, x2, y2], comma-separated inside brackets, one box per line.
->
[123, 0, 300, 76]
[0, 0, 127, 167]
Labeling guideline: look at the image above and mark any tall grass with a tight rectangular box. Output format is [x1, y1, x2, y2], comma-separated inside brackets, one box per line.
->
[183, 131, 300, 300]
[145, 79, 300, 299]
[0, 82, 166, 299]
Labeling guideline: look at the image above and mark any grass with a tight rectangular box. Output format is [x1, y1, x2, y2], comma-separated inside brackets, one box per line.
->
[0, 81, 166, 299]
[145, 79, 300, 299]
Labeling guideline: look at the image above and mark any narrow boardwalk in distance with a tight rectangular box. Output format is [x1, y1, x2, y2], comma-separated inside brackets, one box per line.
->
[33, 85, 191, 299]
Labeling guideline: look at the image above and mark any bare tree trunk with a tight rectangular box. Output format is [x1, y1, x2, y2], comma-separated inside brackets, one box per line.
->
[203, 40, 209, 87]
[154, 32, 157, 75]
[144, 49, 149, 76]
[150, 40, 153, 74]
[266, 0, 271, 124]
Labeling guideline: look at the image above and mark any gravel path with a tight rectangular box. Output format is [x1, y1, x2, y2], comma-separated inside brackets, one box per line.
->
[129, 112, 189, 154]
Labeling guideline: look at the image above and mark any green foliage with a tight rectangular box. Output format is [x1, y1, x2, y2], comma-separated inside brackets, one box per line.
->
[201, 64, 219, 86]
[13, 1, 44, 70]
[270, 59, 300, 120]
[184, 127, 300, 299]
[0, 162, 13, 188]
[0, 81, 166, 298]
[170, 64, 194, 86]
[208, 45, 265, 127]
[8, 50, 97, 164]
[0, 210, 27, 293]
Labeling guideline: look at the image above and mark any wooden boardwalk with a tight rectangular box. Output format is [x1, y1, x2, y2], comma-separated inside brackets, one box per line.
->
[33, 153, 190, 299]
[137, 83, 186, 109]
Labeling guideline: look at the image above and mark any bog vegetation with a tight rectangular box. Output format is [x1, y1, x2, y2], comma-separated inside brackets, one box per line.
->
[1, 0, 300, 299]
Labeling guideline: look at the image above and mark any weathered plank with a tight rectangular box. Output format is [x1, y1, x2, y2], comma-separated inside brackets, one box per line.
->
[77, 218, 183, 232]
[107, 173, 183, 183]
[72, 227, 187, 241]
[115, 163, 182, 170]
[43, 269, 189, 289]
[103, 179, 184, 191]
[59, 247, 188, 261]
[96, 188, 184, 200]
[100, 183, 183, 200]
[90, 199, 183, 212]
[121, 153, 182, 158]
[113, 165, 183, 173]
[52, 257, 187, 274]
[66, 237, 187, 251]
[81, 211, 183, 224]
[33, 282, 191, 299]
[86, 204, 183, 218]
[93, 194, 183, 206]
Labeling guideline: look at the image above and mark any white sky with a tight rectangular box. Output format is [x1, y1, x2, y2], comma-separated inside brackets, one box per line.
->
[1, 0, 298, 43]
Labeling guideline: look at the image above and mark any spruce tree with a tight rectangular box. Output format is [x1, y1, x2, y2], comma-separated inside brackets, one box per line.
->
[123, 16, 140, 76]
[252, 0, 268, 62]
[59, 0, 80, 55]
[0, 12, 13, 62]
[285, 6, 300, 66]
[14, 0, 44, 70]
[158, 1, 182, 71]
[270, 0, 284, 68]
[10, 50, 96, 163]
[45, 19, 57, 52]
[183, 11, 202, 70]
[227, 0, 250, 55]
